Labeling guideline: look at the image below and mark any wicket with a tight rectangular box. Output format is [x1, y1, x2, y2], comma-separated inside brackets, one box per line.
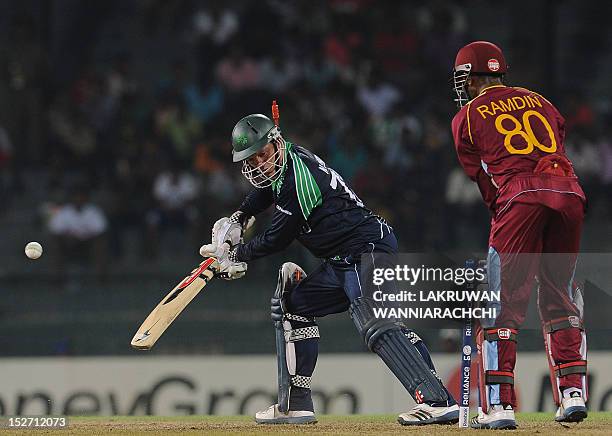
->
[459, 259, 476, 428]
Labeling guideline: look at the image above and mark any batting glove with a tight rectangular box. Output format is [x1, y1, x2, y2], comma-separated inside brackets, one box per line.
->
[200, 217, 240, 254]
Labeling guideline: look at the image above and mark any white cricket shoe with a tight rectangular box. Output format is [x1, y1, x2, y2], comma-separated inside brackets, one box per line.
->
[397, 403, 459, 425]
[254, 404, 316, 424]
[470, 404, 516, 430]
[555, 393, 587, 423]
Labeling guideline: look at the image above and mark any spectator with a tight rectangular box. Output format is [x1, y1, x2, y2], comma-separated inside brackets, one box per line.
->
[146, 161, 200, 258]
[445, 166, 490, 248]
[445, 166, 482, 206]
[303, 51, 338, 90]
[370, 104, 421, 170]
[193, 3, 239, 43]
[47, 188, 109, 275]
[327, 130, 367, 183]
[215, 46, 261, 93]
[48, 94, 97, 162]
[258, 55, 301, 94]
[565, 132, 601, 187]
[324, 19, 363, 70]
[193, 2, 239, 69]
[371, 10, 419, 76]
[158, 61, 225, 123]
[153, 94, 202, 160]
[356, 68, 401, 118]
[106, 53, 138, 102]
[564, 92, 596, 132]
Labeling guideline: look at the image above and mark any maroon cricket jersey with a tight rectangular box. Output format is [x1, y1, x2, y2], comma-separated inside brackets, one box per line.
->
[452, 85, 585, 212]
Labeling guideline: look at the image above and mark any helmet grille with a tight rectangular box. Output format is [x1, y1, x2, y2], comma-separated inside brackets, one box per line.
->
[453, 63, 472, 108]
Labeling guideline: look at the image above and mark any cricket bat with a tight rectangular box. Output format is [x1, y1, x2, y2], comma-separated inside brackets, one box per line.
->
[131, 257, 219, 350]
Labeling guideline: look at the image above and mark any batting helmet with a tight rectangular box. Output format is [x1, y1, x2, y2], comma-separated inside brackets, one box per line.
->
[452, 41, 507, 108]
[231, 114, 279, 162]
[231, 114, 286, 188]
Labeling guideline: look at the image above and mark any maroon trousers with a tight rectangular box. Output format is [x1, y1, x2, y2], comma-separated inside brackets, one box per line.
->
[479, 175, 586, 408]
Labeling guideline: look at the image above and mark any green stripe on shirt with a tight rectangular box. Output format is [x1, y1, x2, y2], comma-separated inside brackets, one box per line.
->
[290, 147, 322, 219]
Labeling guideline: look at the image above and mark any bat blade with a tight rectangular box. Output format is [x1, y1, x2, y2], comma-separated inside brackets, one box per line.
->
[131, 257, 219, 350]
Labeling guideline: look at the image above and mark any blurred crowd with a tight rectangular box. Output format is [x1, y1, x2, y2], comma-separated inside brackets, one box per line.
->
[1, 0, 611, 271]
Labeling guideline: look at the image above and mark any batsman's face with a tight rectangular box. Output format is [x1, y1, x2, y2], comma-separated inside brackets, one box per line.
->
[246, 142, 277, 177]
[241, 136, 286, 188]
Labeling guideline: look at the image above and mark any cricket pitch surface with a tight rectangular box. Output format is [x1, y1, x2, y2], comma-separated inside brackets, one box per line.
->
[4, 412, 611, 435]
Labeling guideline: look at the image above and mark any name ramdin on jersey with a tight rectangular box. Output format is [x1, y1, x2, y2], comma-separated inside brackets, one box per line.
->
[373, 307, 497, 320]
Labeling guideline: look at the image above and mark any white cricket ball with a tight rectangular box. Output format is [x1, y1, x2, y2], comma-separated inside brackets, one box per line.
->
[25, 241, 43, 260]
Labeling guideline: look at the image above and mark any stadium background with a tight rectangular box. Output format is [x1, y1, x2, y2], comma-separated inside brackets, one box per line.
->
[0, 0, 610, 416]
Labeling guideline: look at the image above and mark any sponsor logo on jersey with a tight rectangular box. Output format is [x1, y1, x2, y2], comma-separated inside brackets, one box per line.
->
[497, 328, 511, 340]
[488, 58, 500, 72]
[276, 204, 293, 215]
[568, 316, 581, 328]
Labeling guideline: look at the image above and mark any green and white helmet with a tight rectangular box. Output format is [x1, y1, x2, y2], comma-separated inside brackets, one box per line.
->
[231, 114, 285, 188]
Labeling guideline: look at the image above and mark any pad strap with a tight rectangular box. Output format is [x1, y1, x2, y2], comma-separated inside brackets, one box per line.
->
[286, 326, 320, 342]
[544, 316, 584, 333]
[554, 360, 587, 377]
[291, 375, 312, 389]
[285, 313, 312, 323]
[485, 370, 514, 385]
[484, 328, 518, 342]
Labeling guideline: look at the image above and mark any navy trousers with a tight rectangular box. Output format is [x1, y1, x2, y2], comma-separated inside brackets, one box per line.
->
[281, 233, 455, 410]
[286, 232, 398, 316]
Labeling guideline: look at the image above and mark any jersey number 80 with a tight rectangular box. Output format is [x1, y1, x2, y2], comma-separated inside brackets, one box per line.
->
[494, 110, 557, 155]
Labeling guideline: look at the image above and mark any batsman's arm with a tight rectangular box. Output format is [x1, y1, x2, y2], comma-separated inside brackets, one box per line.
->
[238, 187, 274, 218]
[227, 188, 273, 231]
[234, 183, 304, 262]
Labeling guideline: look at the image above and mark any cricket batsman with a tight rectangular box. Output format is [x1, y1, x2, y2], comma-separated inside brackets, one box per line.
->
[451, 41, 588, 429]
[200, 109, 459, 425]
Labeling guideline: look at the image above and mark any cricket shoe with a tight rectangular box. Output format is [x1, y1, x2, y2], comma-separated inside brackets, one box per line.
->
[254, 404, 316, 424]
[397, 403, 459, 425]
[470, 404, 516, 430]
[555, 392, 587, 423]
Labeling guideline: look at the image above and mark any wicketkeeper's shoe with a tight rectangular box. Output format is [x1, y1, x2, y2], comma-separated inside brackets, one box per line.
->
[555, 392, 587, 423]
[397, 403, 459, 425]
[254, 404, 317, 424]
[470, 404, 517, 430]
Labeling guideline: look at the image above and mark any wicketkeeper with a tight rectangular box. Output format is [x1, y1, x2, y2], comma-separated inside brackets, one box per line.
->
[451, 41, 588, 429]
[200, 111, 459, 425]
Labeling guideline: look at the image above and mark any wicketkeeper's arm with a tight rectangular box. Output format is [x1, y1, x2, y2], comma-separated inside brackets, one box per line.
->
[452, 114, 498, 211]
